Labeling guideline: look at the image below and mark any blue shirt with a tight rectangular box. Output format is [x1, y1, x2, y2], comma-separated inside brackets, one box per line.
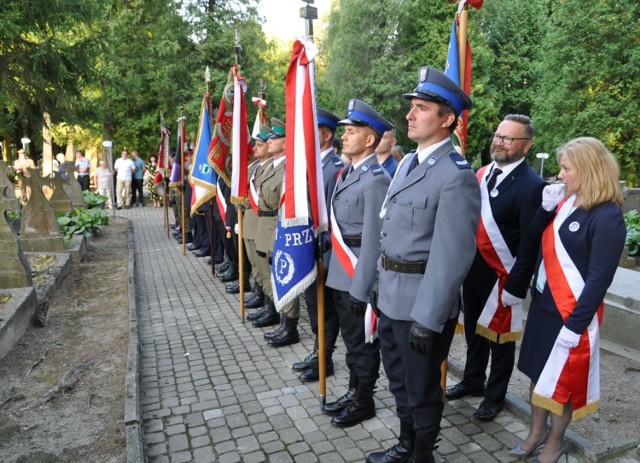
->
[132, 157, 146, 179]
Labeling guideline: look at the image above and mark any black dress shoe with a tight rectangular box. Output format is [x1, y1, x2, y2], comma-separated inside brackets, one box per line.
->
[218, 271, 238, 283]
[252, 310, 279, 328]
[205, 257, 212, 265]
[225, 280, 251, 294]
[215, 261, 230, 273]
[445, 382, 485, 400]
[186, 243, 199, 251]
[330, 399, 375, 428]
[473, 399, 504, 421]
[322, 388, 356, 416]
[292, 350, 318, 372]
[246, 305, 267, 321]
[194, 250, 211, 258]
[244, 292, 264, 308]
[299, 360, 334, 382]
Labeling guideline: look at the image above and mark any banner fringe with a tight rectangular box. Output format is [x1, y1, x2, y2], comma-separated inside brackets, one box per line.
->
[230, 196, 248, 206]
[572, 400, 600, 421]
[475, 324, 498, 343]
[272, 267, 317, 311]
[531, 393, 565, 416]
[497, 330, 522, 344]
[281, 216, 309, 228]
[454, 322, 465, 335]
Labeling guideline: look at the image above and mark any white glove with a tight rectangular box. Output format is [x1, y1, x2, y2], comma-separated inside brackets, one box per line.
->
[501, 289, 523, 307]
[542, 183, 566, 211]
[234, 223, 239, 235]
[556, 325, 581, 349]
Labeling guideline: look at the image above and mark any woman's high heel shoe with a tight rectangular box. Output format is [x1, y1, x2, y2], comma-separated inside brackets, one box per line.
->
[532, 440, 570, 463]
[509, 432, 549, 459]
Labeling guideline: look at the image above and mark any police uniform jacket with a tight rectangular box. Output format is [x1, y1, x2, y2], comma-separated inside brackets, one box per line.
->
[468, 161, 546, 300]
[243, 159, 269, 241]
[255, 158, 284, 254]
[326, 155, 390, 302]
[321, 149, 344, 268]
[377, 139, 480, 333]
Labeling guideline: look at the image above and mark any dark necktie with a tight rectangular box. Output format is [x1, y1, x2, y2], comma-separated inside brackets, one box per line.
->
[487, 168, 503, 191]
[343, 164, 353, 181]
[406, 155, 420, 177]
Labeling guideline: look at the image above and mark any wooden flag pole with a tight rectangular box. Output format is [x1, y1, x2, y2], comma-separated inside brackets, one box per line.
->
[180, 108, 186, 257]
[209, 199, 216, 277]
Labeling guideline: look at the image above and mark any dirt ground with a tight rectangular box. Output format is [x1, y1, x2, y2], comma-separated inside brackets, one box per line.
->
[0, 219, 130, 463]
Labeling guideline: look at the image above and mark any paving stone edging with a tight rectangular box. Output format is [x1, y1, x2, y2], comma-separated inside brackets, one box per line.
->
[125, 220, 145, 463]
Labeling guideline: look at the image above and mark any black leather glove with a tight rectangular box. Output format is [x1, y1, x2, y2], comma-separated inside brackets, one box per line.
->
[315, 235, 331, 260]
[408, 321, 436, 354]
[350, 295, 367, 316]
[368, 271, 380, 317]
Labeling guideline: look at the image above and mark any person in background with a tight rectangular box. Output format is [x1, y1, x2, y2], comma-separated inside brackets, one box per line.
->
[114, 150, 135, 209]
[13, 148, 36, 202]
[131, 150, 146, 207]
[147, 155, 161, 207]
[94, 159, 114, 209]
[391, 144, 405, 162]
[376, 127, 399, 178]
[511, 137, 625, 463]
[75, 150, 91, 191]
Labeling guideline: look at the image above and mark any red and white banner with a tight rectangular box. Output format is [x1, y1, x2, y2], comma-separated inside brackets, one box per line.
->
[533, 194, 602, 419]
[283, 39, 327, 232]
[215, 177, 227, 222]
[251, 97, 268, 139]
[158, 124, 170, 170]
[230, 66, 252, 204]
[474, 165, 522, 343]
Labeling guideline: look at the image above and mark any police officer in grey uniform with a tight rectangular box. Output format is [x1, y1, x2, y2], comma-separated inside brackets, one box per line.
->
[323, 99, 393, 428]
[367, 67, 480, 463]
[294, 108, 345, 382]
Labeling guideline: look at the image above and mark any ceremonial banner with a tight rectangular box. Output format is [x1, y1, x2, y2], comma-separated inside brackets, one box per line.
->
[189, 94, 217, 214]
[157, 123, 170, 170]
[230, 67, 252, 203]
[169, 116, 187, 189]
[271, 38, 328, 310]
[445, 18, 472, 153]
[251, 96, 268, 139]
[208, 69, 234, 186]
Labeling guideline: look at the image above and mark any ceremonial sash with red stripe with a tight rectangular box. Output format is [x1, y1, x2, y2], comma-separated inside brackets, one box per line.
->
[474, 165, 522, 343]
[216, 178, 227, 222]
[329, 170, 357, 279]
[532, 194, 603, 419]
[248, 168, 260, 215]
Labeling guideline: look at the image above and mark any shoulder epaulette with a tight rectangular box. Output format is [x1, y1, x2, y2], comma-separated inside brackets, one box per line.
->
[370, 164, 385, 176]
[449, 152, 472, 170]
[333, 156, 344, 167]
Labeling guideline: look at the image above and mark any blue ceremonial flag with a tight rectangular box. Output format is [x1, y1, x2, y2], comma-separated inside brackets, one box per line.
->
[445, 19, 461, 87]
[189, 93, 217, 214]
[272, 216, 317, 310]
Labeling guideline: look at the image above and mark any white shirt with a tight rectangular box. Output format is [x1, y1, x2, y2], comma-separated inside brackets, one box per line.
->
[114, 158, 135, 180]
[487, 157, 526, 188]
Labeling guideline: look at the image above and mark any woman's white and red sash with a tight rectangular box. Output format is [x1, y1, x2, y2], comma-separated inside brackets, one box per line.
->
[474, 165, 522, 343]
[532, 194, 603, 419]
[248, 167, 260, 215]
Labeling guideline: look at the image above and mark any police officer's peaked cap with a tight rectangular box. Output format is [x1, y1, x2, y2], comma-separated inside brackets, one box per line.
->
[403, 66, 472, 116]
[338, 99, 393, 137]
[317, 108, 340, 132]
[268, 118, 286, 139]
[254, 124, 271, 142]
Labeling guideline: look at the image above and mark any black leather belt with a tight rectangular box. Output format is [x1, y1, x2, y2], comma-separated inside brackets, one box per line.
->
[258, 210, 278, 217]
[381, 254, 426, 274]
[342, 234, 362, 247]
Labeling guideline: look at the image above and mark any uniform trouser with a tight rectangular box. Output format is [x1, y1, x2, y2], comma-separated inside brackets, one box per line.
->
[462, 287, 515, 403]
[333, 290, 380, 382]
[116, 179, 131, 207]
[193, 213, 209, 251]
[170, 190, 180, 224]
[131, 178, 144, 204]
[378, 315, 456, 441]
[215, 217, 236, 263]
[304, 280, 340, 350]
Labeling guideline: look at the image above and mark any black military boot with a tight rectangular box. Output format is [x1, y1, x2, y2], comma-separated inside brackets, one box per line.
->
[245, 284, 264, 308]
[322, 370, 358, 416]
[366, 420, 415, 463]
[407, 438, 437, 463]
[292, 339, 318, 372]
[247, 296, 270, 321]
[215, 260, 230, 273]
[330, 378, 376, 428]
[218, 262, 239, 282]
[299, 350, 334, 382]
[252, 298, 279, 328]
[226, 278, 251, 294]
[264, 314, 286, 340]
[268, 316, 300, 347]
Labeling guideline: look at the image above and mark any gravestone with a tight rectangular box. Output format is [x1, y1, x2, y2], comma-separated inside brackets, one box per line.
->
[59, 162, 85, 209]
[19, 167, 64, 253]
[48, 172, 73, 214]
[0, 161, 32, 288]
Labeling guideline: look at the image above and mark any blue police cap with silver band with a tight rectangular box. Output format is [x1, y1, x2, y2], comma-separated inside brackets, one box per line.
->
[317, 108, 340, 132]
[403, 66, 472, 116]
[338, 99, 393, 137]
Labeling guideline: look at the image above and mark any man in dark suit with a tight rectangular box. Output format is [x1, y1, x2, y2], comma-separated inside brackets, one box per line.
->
[367, 66, 480, 463]
[323, 99, 393, 428]
[295, 108, 344, 382]
[445, 114, 546, 421]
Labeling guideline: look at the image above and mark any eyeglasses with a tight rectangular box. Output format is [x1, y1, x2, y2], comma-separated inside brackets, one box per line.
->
[492, 134, 530, 145]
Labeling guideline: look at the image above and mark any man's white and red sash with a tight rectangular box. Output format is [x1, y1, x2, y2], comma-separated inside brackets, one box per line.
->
[248, 166, 260, 215]
[216, 177, 227, 223]
[532, 194, 602, 419]
[329, 171, 357, 279]
[474, 165, 522, 343]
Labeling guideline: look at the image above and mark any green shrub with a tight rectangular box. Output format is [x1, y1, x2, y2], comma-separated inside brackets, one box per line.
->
[57, 207, 109, 240]
[624, 210, 640, 256]
[82, 190, 108, 208]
